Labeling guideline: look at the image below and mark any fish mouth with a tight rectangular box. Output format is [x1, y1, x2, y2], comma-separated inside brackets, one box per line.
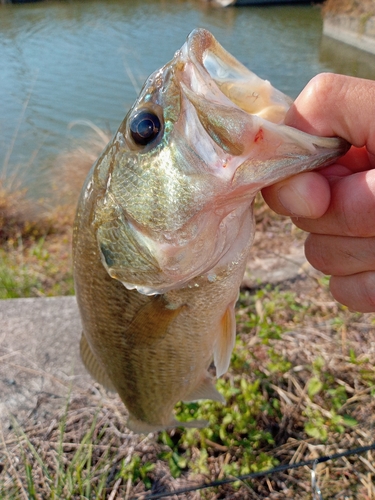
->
[178, 28, 350, 188]
[182, 28, 292, 124]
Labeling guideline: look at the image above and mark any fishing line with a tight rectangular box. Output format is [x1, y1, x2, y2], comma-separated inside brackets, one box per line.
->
[130, 441, 375, 499]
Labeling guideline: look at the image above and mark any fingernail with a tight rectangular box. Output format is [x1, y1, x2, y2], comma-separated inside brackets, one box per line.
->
[278, 185, 313, 217]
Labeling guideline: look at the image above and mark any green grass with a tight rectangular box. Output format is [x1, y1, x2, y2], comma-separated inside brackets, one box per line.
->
[0, 177, 75, 298]
[1, 408, 114, 499]
[0, 238, 74, 299]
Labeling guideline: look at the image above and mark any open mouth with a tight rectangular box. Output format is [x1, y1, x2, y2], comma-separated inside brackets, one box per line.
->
[184, 28, 292, 123]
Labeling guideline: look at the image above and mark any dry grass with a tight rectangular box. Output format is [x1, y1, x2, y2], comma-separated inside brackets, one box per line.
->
[48, 122, 109, 222]
[0, 180, 46, 244]
[0, 126, 109, 298]
[0, 122, 109, 242]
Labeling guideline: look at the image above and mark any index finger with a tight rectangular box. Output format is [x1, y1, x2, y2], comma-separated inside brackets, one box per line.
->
[285, 73, 375, 171]
[262, 74, 375, 218]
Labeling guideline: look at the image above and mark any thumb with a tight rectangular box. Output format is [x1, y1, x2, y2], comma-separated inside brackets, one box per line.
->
[262, 171, 331, 218]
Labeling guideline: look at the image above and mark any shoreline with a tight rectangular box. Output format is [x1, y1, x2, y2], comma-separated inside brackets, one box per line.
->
[323, 13, 375, 55]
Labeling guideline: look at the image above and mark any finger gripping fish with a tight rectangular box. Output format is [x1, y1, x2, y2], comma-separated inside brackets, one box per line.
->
[73, 28, 349, 433]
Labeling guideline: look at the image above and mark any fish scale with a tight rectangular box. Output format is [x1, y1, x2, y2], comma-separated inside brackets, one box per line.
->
[73, 28, 350, 432]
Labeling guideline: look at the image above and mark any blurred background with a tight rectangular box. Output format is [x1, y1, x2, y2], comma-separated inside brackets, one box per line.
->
[1, 0, 375, 197]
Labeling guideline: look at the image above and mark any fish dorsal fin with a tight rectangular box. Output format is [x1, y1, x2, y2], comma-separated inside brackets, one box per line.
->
[214, 303, 236, 378]
[125, 296, 185, 348]
[80, 333, 116, 391]
[183, 374, 225, 403]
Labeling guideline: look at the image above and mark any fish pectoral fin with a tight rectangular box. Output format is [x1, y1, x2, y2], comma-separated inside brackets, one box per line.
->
[183, 375, 225, 403]
[80, 333, 116, 391]
[214, 302, 237, 378]
[126, 296, 185, 347]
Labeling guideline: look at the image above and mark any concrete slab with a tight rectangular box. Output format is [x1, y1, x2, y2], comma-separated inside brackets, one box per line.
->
[323, 14, 375, 55]
[242, 246, 312, 289]
[0, 296, 91, 429]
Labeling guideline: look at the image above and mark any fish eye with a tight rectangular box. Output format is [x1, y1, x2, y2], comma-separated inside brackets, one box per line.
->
[129, 110, 161, 146]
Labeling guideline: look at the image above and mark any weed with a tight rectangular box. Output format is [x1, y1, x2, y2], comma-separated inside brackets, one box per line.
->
[119, 455, 155, 488]
[0, 240, 74, 298]
[323, 0, 375, 16]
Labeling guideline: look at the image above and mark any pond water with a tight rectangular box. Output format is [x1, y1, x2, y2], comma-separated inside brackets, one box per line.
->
[1, 0, 375, 192]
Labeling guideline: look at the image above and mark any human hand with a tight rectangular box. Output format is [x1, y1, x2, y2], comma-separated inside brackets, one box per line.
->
[262, 73, 375, 312]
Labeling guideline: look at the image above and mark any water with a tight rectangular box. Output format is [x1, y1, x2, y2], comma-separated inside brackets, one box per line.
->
[1, 0, 375, 191]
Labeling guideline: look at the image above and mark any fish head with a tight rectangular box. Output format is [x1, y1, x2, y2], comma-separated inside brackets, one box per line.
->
[89, 28, 349, 295]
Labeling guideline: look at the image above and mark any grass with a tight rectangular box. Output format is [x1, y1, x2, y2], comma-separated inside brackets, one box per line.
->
[0, 235, 75, 298]
[0, 126, 107, 299]
[0, 138, 374, 498]
[0, 193, 73, 299]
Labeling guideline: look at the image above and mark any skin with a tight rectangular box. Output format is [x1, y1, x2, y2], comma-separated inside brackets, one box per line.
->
[262, 73, 375, 313]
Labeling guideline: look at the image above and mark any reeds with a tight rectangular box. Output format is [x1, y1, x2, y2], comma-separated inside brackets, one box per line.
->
[0, 123, 109, 298]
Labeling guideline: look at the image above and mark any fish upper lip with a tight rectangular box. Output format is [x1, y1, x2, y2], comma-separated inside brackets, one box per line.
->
[185, 28, 212, 66]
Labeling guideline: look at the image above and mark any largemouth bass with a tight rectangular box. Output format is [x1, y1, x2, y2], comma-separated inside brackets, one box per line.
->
[73, 29, 349, 433]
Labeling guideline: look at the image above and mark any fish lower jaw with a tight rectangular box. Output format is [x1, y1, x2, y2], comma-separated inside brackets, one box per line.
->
[117, 244, 248, 296]
[114, 214, 253, 296]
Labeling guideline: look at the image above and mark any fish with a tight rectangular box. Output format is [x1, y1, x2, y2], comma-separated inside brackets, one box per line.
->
[73, 28, 350, 433]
